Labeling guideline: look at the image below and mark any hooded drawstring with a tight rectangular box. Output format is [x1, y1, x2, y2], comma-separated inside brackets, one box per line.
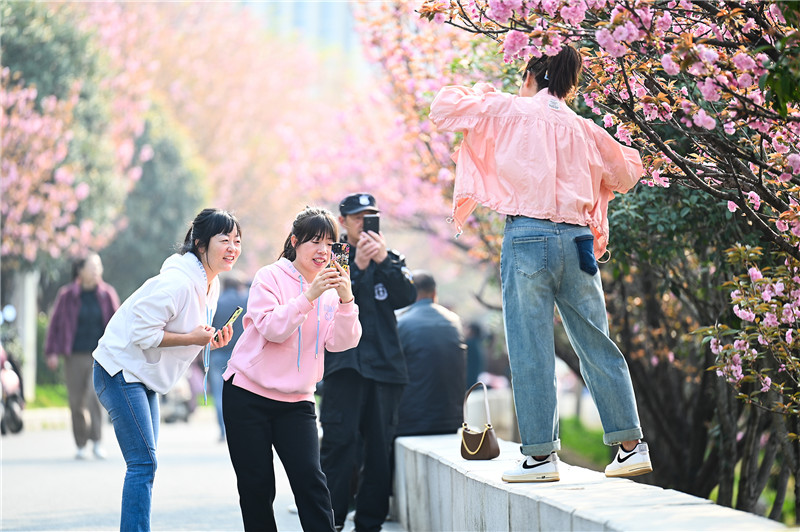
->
[315, 302, 320, 359]
[203, 305, 211, 404]
[296, 275, 322, 371]
[298, 278, 303, 371]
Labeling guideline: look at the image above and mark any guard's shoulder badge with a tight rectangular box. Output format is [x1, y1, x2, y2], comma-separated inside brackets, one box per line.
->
[401, 266, 414, 282]
[388, 248, 405, 262]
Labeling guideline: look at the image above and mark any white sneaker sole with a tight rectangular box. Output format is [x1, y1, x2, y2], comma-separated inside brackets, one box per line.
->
[605, 461, 653, 478]
[502, 471, 560, 483]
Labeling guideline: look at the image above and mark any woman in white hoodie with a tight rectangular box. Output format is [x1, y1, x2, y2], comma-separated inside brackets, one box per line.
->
[92, 208, 242, 532]
[223, 207, 360, 532]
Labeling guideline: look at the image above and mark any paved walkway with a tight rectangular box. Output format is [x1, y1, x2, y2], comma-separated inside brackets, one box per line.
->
[1, 406, 404, 531]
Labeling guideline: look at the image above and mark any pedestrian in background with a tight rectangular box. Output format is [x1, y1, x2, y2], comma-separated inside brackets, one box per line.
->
[223, 206, 360, 532]
[431, 44, 653, 483]
[320, 193, 417, 532]
[92, 208, 241, 531]
[464, 322, 486, 390]
[209, 272, 250, 442]
[395, 270, 466, 437]
[45, 252, 120, 460]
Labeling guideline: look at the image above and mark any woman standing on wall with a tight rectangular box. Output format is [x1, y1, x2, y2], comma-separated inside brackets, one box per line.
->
[431, 45, 653, 483]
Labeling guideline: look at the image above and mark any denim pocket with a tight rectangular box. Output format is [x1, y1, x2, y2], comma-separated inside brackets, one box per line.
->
[511, 236, 547, 279]
[574, 235, 598, 275]
[92, 361, 107, 398]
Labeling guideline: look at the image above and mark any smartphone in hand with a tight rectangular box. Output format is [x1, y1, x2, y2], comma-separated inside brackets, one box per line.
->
[330, 242, 350, 272]
[362, 214, 380, 234]
[213, 306, 243, 342]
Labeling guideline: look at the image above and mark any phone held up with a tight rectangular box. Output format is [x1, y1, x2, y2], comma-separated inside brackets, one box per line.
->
[362, 214, 380, 235]
[330, 242, 350, 272]
[213, 305, 244, 342]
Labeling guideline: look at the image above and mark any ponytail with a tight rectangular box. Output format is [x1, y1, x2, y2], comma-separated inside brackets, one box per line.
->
[281, 233, 298, 261]
[523, 44, 582, 100]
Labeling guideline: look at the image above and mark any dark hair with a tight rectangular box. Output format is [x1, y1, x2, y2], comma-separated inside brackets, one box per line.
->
[71, 252, 99, 280]
[280, 207, 338, 261]
[523, 44, 582, 100]
[180, 208, 241, 260]
[412, 270, 436, 296]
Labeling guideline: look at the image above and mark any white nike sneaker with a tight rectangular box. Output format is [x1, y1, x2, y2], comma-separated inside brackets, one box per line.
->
[605, 442, 653, 477]
[502, 453, 560, 482]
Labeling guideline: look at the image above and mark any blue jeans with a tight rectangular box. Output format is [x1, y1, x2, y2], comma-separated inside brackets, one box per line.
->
[501, 217, 643, 456]
[93, 362, 159, 532]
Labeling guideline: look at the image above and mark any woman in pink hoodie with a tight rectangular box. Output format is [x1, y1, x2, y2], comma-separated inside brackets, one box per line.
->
[222, 207, 361, 532]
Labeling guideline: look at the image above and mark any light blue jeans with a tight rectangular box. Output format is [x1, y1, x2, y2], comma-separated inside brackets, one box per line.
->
[93, 362, 159, 532]
[501, 217, 643, 457]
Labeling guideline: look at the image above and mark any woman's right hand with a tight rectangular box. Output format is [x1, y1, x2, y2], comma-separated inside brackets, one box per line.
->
[189, 325, 215, 346]
[159, 325, 214, 348]
[304, 267, 340, 302]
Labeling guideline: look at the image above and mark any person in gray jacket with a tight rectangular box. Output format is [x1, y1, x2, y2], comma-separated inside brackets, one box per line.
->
[395, 270, 466, 437]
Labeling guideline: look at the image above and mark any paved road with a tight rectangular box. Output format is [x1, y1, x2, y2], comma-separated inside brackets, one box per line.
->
[1, 407, 404, 532]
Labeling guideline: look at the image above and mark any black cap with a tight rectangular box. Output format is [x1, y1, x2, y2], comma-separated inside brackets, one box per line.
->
[339, 193, 380, 216]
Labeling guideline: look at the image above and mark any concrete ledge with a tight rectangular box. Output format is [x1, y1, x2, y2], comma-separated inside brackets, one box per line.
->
[393, 434, 785, 531]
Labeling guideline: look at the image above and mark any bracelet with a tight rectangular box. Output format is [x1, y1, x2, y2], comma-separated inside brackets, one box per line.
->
[340, 297, 354, 304]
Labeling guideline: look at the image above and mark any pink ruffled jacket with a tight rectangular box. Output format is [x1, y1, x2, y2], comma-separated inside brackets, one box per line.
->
[429, 83, 644, 258]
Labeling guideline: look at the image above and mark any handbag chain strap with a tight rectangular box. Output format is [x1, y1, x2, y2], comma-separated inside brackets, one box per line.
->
[461, 422, 493, 455]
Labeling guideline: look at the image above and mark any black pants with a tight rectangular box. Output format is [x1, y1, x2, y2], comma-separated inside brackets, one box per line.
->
[319, 370, 404, 532]
[223, 378, 335, 532]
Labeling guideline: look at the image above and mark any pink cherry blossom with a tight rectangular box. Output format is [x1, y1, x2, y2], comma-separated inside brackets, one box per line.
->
[503, 30, 529, 62]
[747, 191, 761, 210]
[693, 109, 716, 130]
[787, 153, 800, 175]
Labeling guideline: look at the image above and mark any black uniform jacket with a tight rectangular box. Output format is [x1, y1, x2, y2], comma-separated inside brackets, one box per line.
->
[323, 243, 417, 384]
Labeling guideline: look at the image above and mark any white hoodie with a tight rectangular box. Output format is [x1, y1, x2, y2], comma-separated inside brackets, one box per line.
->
[93, 252, 220, 394]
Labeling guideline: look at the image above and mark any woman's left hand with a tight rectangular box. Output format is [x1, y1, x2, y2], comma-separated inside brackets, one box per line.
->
[210, 324, 233, 349]
[332, 261, 354, 303]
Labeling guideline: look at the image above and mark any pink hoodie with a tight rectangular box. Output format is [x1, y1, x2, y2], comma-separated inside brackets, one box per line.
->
[223, 258, 361, 403]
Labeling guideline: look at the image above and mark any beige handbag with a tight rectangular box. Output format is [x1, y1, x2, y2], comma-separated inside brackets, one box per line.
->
[460, 381, 500, 460]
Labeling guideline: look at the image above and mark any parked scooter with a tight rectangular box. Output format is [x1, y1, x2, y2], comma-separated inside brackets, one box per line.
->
[0, 344, 25, 435]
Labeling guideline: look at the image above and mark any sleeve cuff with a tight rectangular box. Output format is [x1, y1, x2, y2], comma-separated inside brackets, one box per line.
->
[338, 300, 356, 314]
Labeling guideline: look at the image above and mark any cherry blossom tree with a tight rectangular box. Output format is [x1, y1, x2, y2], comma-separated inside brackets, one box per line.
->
[0, 70, 85, 269]
[1, 0, 150, 276]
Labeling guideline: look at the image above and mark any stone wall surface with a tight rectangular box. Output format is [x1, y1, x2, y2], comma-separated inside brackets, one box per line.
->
[393, 434, 786, 532]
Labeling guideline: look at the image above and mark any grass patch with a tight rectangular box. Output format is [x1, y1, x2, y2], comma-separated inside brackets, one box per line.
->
[29, 384, 69, 408]
[559, 416, 610, 470]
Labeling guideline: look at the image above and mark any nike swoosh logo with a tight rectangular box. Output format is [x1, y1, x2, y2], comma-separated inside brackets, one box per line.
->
[522, 460, 550, 470]
[617, 451, 638, 464]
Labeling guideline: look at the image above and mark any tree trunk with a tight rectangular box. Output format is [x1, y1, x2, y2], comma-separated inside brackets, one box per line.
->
[10, 269, 39, 401]
[715, 379, 736, 507]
